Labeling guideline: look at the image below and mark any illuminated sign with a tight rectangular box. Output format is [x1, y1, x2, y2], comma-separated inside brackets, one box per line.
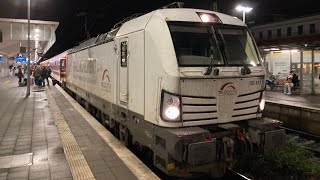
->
[16, 53, 27, 62]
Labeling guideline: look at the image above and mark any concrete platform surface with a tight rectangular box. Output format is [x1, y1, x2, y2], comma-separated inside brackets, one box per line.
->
[0, 76, 72, 180]
[265, 91, 320, 110]
[0, 76, 158, 180]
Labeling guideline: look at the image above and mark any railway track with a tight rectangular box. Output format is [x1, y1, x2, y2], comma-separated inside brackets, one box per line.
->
[223, 168, 251, 180]
[280, 126, 320, 157]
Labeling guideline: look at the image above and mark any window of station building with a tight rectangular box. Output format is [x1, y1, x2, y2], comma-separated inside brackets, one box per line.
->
[259, 32, 263, 39]
[287, 27, 292, 37]
[298, 25, 303, 35]
[310, 24, 316, 34]
[267, 30, 272, 39]
[277, 29, 281, 38]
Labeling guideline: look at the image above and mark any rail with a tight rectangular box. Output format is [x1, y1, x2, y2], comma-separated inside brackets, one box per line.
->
[224, 168, 251, 180]
[280, 126, 320, 157]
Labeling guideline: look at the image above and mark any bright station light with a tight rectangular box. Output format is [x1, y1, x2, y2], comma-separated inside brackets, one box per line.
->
[236, 5, 253, 12]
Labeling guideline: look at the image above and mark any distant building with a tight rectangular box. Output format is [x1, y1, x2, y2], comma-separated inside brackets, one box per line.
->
[250, 14, 320, 94]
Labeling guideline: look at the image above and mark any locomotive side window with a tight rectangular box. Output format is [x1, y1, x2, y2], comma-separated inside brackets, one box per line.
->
[121, 41, 128, 67]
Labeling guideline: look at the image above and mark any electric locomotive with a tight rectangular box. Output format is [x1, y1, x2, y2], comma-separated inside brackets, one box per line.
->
[60, 7, 285, 177]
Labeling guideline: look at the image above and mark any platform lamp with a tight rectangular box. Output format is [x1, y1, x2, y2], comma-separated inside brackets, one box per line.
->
[26, 0, 31, 96]
[236, 5, 253, 23]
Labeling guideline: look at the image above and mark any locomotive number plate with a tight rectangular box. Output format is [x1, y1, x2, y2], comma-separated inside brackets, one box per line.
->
[249, 80, 262, 86]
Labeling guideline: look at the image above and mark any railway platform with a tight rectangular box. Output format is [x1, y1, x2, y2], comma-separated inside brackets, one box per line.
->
[0, 76, 158, 180]
[265, 91, 320, 109]
[264, 91, 320, 136]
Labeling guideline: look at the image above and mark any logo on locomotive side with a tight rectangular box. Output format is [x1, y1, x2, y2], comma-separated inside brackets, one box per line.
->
[101, 69, 111, 92]
[218, 82, 237, 95]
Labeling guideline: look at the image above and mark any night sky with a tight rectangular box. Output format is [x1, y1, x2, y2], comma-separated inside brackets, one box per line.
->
[0, 0, 319, 59]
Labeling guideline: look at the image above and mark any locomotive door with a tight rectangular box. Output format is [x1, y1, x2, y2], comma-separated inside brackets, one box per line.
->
[119, 39, 129, 104]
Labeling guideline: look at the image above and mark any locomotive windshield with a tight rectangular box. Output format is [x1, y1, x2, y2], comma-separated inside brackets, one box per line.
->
[168, 22, 260, 67]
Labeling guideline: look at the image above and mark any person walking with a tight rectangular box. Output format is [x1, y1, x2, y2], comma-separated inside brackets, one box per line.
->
[40, 66, 48, 87]
[17, 66, 24, 85]
[284, 71, 294, 95]
[33, 66, 41, 87]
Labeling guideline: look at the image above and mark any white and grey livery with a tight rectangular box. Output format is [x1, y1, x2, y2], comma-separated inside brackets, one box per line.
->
[64, 8, 285, 177]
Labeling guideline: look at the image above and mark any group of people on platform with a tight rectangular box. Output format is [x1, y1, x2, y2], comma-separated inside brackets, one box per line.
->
[33, 66, 52, 87]
[15, 65, 51, 87]
[266, 71, 300, 95]
[283, 71, 298, 95]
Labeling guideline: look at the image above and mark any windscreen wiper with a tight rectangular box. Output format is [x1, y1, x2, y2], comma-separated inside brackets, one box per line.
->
[217, 29, 251, 75]
[205, 38, 216, 75]
[205, 27, 217, 75]
[239, 57, 251, 75]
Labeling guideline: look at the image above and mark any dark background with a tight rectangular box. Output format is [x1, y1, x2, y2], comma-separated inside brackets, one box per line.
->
[0, 0, 319, 59]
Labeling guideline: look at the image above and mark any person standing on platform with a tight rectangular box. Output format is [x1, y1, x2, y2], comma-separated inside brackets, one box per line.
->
[40, 66, 48, 87]
[17, 66, 24, 85]
[33, 66, 41, 87]
[46, 66, 52, 85]
[12, 66, 16, 76]
[284, 71, 294, 95]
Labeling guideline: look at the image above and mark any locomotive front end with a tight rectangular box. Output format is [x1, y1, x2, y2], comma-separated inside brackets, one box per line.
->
[148, 9, 286, 177]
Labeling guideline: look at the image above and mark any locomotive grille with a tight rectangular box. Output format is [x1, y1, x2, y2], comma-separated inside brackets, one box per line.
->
[181, 95, 217, 121]
[232, 90, 262, 117]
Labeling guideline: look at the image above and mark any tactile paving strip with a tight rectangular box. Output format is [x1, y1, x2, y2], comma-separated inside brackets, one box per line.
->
[45, 88, 95, 180]
[55, 85, 160, 179]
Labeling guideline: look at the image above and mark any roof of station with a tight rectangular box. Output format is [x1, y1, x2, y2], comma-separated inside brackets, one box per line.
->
[0, 18, 58, 62]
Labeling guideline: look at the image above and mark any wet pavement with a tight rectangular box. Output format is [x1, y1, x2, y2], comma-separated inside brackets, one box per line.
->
[0, 77, 72, 180]
[0, 76, 158, 180]
[265, 91, 320, 109]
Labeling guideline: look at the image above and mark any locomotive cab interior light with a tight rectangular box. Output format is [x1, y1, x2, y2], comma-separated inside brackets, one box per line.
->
[197, 13, 222, 23]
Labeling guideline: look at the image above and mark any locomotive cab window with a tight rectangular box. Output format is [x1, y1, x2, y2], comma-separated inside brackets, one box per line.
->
[121, 41, 128, 67]
[168, 23, 224, 67]
[168, 22, 260, 67]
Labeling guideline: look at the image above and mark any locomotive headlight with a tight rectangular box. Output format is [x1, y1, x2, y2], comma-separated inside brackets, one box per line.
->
[259, 92, 265, 112]
[165, 106, 180, 120]
[161, 91, 181, 121]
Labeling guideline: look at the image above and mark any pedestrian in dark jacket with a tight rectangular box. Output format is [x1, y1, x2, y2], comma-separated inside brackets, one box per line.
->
[33, 66, 41, 87]
[46, 66, 52, 85]
[40, 66, 48, 87]
[17, 66, 24, 85]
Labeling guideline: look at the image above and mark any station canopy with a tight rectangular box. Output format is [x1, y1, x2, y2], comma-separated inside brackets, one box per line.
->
[0, 18, 58, 63]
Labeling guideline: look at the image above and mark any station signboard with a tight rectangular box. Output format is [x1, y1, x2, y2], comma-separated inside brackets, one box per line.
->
[16, 53, 27, 63]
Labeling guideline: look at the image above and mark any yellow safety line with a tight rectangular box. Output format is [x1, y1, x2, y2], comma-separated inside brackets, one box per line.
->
[55, 85, 160, 180]
[45, 88, 95, 180]
[4, 81, 10, 84]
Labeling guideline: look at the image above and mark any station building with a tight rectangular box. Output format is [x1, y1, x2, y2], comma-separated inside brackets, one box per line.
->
[251, 14, 320, 94]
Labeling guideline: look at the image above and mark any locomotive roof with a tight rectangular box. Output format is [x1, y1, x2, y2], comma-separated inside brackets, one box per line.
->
[69, 8, 245, 54]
